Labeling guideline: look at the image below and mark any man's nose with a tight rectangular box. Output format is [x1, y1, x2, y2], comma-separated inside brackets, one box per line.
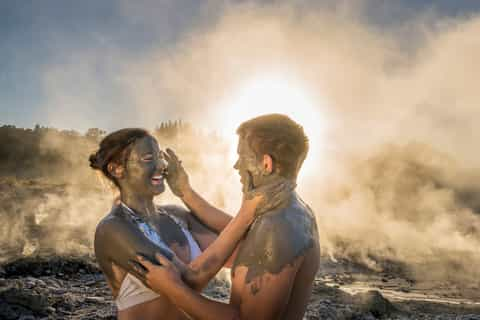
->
[233, 160, 239, 170]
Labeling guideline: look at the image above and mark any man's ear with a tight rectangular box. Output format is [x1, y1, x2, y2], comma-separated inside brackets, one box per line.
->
[108, 162, 125, 179]
[262, 154, 273, 175]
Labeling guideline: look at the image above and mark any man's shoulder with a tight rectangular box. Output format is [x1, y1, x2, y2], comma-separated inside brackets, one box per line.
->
[233, 195, 318, 281]
[254, 195, 316, 236]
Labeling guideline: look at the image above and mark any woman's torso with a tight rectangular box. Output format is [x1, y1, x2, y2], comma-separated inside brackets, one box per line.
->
[95, 204, 201, 320]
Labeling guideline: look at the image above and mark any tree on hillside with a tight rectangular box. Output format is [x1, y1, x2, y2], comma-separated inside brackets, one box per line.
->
[85, 128, 106, 141]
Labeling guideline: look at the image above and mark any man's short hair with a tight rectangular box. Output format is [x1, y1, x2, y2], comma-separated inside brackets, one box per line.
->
[237, 114, 309, 179]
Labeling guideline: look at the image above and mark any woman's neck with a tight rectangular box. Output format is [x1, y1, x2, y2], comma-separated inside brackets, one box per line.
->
[120, 190, 156, 218]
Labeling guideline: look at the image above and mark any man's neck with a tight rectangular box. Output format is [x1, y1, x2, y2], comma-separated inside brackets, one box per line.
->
[253, 173, 296, 189]
[254, 174, 297, 217]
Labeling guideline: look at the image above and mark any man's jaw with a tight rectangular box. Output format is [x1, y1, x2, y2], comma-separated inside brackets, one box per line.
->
[240, 171, 255, 194]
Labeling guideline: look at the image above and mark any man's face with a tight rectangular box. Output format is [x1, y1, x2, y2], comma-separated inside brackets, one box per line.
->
[233, 137, 264, 193]
[122, 136, 167, 196]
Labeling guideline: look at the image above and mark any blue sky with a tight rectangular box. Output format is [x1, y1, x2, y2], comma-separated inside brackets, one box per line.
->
[1, 0, 480, 132]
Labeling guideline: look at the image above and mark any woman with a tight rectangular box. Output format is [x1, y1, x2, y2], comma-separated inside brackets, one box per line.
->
[90, 128, 289, 320]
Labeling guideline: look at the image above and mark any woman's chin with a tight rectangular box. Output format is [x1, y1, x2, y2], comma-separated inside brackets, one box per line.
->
[151, 182, 166, 195]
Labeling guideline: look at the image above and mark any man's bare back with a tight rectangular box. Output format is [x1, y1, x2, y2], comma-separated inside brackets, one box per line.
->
[231, 193, 319, 319]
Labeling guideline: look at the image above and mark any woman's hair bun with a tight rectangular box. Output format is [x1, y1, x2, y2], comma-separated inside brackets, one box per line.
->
[89, 152, 103, 170]
[89, 128, 150, 187]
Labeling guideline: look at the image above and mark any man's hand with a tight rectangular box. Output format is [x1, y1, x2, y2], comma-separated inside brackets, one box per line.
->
[129, 253, 185, 295]
[164, 148, 191, 198]
[243, 176, 295, 217]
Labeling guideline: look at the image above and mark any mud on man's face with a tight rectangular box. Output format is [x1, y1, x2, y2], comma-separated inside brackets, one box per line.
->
[121, 136, 168, 196]
[234, 137, 272, 194]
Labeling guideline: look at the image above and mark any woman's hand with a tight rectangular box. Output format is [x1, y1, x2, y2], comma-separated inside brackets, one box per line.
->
[242, 175, 296, 218]
[164, 148, 191, 198]
[129, 253, 185, 295]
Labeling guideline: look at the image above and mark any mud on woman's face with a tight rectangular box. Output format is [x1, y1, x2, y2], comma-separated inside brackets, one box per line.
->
[123, 136, 167, 196]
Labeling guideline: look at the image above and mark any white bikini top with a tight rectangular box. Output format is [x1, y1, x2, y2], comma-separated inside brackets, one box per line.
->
[116, 203, 201, 311]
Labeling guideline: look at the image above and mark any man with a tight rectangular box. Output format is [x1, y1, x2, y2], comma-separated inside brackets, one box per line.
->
[136, 114, 320, 320]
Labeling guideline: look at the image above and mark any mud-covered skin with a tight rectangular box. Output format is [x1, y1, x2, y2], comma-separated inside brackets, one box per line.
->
[234, 137, 268, 194]
[232, 192, 318, 283]
[94, 204, 192, 295]
[120, 136, 168, 202]
[164, 147, 295, 217]
[232, 134, 318, 282]
[244, 176, 296, 217]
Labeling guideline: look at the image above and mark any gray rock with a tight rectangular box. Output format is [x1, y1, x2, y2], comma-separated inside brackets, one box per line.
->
[354, 290, 396, 318]
[0, 288, 49, 314]
[85, 296, 105, 303]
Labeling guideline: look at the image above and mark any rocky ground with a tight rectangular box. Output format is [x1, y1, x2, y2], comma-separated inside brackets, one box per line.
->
[0, 255, 479, 320]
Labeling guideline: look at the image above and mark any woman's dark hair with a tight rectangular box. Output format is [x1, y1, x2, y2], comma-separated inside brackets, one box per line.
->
[89, 128, 150, 187]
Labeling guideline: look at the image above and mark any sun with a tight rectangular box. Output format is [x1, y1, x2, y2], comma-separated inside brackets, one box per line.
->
[217, 74, 328, 179]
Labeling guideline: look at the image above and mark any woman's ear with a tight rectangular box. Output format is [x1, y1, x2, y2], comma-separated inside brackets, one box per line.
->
[262, 154, 273, 175]
[108, 162, 125, 178]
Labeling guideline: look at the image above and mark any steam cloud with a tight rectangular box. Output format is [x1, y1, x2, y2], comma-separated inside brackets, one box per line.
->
[122, 1, 480, 282]
[9, 1, 480, 283]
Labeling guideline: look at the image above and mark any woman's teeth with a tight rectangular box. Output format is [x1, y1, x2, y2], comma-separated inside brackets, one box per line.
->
[151, 175, 164, 185]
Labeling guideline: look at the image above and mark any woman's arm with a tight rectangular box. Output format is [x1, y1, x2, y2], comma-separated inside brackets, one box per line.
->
[182, 199, 256, 290]
[182, 187, 232, 232]
[164, 148, 232, 232]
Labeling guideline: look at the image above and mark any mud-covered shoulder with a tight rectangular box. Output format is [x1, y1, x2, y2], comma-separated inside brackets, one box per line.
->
[94, 206, 124, 257]
[233, 194, 318, 282]
[94, 205, 176, 286]
[93, 206, 130, 286]
[93, 205, 150, 267]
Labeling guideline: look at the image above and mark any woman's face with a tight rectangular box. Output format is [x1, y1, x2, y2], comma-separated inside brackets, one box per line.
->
[121, 135, 167, 196]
